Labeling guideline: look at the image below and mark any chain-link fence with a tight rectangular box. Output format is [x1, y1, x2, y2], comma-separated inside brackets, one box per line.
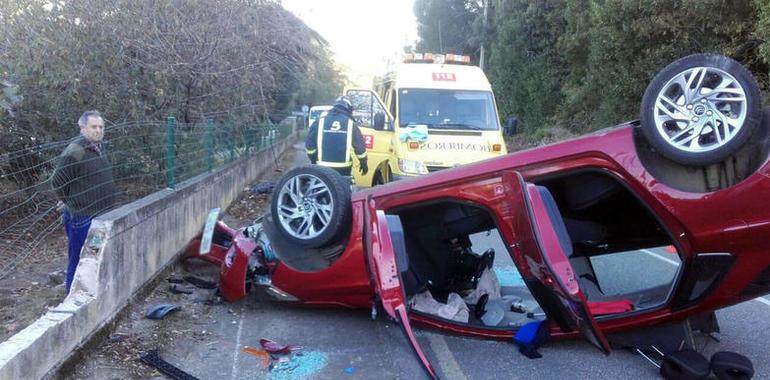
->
[0, 117, 295, 279]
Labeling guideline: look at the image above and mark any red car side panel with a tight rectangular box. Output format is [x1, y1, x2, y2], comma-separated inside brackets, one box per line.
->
[270, 202, 374, 309]
[218, 234, 257, 302]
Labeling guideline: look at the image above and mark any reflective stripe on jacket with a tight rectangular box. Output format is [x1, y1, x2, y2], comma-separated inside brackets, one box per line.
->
[305, 109, 367, 167]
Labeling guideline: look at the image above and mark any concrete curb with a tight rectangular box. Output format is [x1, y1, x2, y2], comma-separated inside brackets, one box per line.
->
[0, 134, 297, 380]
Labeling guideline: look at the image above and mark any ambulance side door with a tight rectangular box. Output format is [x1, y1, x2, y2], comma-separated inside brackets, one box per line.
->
[346, 88, 394, 186]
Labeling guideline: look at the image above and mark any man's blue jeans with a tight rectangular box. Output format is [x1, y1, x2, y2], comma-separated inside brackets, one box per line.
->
[63, 209, 92, 295]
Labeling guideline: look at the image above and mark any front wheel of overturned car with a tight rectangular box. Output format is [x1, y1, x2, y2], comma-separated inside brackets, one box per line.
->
[640, 53, 762, 166]
[270, 165, 352, 248]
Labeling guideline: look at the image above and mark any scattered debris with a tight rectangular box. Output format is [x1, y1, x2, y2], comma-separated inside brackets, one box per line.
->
[169, 284, 194, 295]
[139, 350, 200, 380]
[145, 303, 181, 320]
[243, 346, 271, 368]
[47, 270, 66, 286]
[267, 350, 328, 379]
[513, 320, 550, 359]
[167, 276, 184, 284]
[260, 338, 301, 355]
[247, 182, 276, 194]
[108, 333, 128, 343]
[344, 366, 355, 374]
[193, 297, 221, 305]
[183, 275, 217, 289]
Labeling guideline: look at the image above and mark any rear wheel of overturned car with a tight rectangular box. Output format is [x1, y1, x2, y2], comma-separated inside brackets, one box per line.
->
[270, 165, 352, 248]
[640, 53, 762, 166]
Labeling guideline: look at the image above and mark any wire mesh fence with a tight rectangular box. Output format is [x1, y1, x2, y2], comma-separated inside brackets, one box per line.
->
[0, 117, 295, 279]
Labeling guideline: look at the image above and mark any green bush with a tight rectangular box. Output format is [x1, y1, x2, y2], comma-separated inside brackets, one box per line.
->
[415, 0, 769, 144]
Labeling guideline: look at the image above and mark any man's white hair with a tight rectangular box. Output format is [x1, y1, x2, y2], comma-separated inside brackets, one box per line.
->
[78, 110, 103, 128]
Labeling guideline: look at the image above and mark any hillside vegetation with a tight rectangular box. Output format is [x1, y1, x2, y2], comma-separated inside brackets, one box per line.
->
[415, 0, 770, 146]
[0, 0, 343, 147]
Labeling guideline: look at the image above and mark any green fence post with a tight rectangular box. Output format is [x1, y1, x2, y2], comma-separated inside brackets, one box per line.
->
[247, 124, 255, 154]
[166, 116, 176, 188]
[228, 123, 235, 162]
[260, 125, 266, 149]
[206, 118, 214, 172]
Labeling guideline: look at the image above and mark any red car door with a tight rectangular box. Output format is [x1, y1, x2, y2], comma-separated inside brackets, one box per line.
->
[364, 198, 438, 379]
[503, 171, 611, 354]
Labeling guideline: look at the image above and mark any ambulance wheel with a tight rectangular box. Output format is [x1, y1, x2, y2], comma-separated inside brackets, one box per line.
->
[372, 171, 385, 186]
[640, 53, 761, 166]
[270, 165, 352, 248]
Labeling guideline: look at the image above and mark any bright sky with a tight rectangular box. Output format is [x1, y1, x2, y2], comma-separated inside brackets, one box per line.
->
[282, 0, 418, 87]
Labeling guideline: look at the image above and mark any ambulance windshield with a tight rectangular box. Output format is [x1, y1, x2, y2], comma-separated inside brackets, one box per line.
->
[398, 89, 500, 131]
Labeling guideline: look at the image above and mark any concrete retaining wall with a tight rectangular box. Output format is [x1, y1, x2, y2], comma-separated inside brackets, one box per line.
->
[0, 135, 296, 380]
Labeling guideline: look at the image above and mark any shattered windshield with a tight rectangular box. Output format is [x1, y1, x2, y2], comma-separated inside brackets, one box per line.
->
[398, 89, 500, 131]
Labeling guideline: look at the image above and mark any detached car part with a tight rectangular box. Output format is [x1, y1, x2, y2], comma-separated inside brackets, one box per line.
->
[144, 304, 180, 320]
[710, 351, 754, 380]
[139, 350, 200, 380]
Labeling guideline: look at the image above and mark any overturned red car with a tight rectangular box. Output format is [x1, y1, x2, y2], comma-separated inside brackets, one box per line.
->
[186, 54, 769, 379]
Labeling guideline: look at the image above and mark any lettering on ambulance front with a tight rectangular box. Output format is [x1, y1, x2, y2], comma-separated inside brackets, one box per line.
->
[416, 141, 491, 152]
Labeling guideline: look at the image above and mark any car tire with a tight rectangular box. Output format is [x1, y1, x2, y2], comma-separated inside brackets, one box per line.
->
[270, 165, 352, 248]
[640, 53, 761, 166]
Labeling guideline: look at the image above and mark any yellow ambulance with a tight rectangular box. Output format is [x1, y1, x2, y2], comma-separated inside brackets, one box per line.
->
[346, 53, 512, 187]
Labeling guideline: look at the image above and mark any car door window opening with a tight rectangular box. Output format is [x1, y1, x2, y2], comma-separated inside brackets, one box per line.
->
[386, 171, 682, 330]
[532, 170, 682, 316]
[390, 200, 545, 330]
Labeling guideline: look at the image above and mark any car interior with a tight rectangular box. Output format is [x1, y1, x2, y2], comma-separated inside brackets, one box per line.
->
[389, 170, 682, 329]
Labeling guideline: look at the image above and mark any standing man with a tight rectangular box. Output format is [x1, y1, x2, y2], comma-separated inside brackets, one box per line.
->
[51, 110, 119, 294]
[305, 96, 368, 177]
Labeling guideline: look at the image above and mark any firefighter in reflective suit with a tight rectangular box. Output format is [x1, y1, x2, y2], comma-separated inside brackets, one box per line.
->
[305, 96, 368, 177]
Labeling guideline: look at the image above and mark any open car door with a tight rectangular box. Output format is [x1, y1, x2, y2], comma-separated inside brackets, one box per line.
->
[346, 88, 394, 186]
[503, 171, 611, 355]
[364, 198, 438, 379]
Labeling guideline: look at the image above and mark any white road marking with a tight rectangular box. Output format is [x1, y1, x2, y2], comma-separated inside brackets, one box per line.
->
[426, 333, 468, 380]
[755, 297, 770, 307]
[641, 249, 681, 266]
[230, 305, 246, 380]
[642, 249, 770, 308]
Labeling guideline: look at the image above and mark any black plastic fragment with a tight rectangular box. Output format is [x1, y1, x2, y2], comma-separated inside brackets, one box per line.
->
[249, 182, 276, 194]
[183, 275, 217, 289]
[139, 350, 200, 380]
[169, 284, 193, 294]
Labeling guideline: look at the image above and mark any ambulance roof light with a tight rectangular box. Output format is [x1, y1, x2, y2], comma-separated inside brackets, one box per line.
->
[403, 53, 472, 65]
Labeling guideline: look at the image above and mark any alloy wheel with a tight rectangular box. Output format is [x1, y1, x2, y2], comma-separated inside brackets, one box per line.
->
[274, 174, 334, 239]
[653, 66, 748, 153]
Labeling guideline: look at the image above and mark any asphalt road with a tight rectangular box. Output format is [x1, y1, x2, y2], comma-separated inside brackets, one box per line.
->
[69, 144, 770, 379]
[124, 232, 770, 380]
